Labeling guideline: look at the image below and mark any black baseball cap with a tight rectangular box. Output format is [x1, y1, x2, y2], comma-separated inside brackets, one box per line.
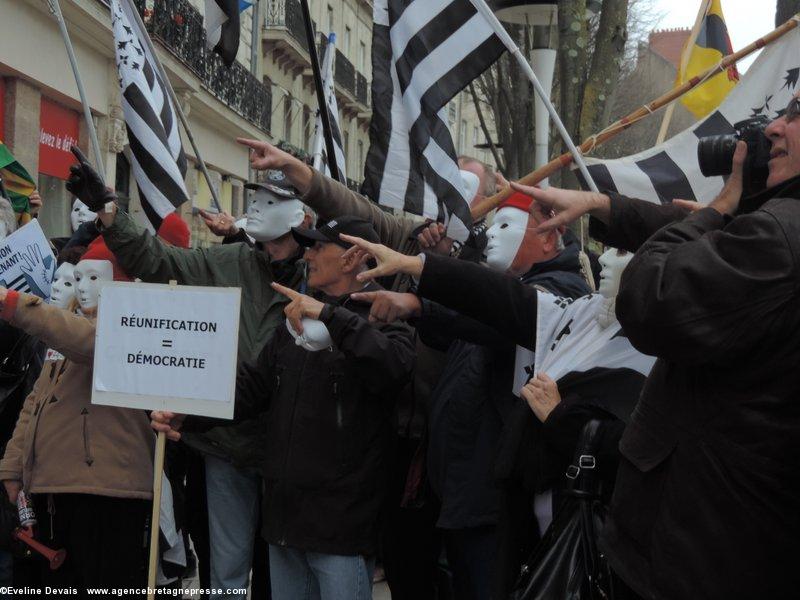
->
[291, 215, 380, 249]
[244, 170, 300, 200]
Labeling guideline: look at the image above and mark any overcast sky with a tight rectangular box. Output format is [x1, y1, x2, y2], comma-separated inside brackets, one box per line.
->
[651, 0, 777, 71]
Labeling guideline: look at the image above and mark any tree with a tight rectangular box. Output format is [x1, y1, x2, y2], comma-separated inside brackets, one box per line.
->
[776, 0, 800, 26]
[474, 0, 631, 181]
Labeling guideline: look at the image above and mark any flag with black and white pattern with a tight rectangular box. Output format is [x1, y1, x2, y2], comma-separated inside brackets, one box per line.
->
[111, 0, 189, 232]
[576, 27, 800, 205]
[311, 33, 347, 182]
[362, 0, 505, 242]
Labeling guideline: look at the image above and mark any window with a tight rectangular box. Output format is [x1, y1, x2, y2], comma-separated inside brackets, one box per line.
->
[343, 130, 350, 166]
[448, 102, 457, 125]
[327, 5, 334, 33]
[358, 41, 366, 72]
[357, 139, 364, 175]
[344, 26, 351, 55]
[473, 126, 480, 147]
[460, 120, 467, 152]
[283, 95, 293, 142]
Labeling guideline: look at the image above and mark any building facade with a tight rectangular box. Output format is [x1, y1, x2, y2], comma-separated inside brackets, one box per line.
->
[0, 0, 498, 247]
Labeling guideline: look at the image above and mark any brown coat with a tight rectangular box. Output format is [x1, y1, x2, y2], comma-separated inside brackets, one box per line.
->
[0, 293, 154, 499]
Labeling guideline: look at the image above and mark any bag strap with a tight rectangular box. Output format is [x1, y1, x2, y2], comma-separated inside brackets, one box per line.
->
[564, 419, 603, 497]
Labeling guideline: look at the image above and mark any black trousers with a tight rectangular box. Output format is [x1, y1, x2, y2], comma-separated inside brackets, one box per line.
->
[36, 493, 149, 598]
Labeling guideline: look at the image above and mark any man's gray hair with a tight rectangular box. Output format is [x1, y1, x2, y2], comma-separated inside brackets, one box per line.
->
[0, 197, 17, 237]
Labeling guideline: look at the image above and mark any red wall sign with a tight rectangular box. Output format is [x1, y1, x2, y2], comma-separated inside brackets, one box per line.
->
[0, 78, 5, 141]
[39, 98, 80, 179]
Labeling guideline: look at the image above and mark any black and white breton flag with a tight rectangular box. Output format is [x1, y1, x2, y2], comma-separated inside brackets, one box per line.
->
[111, 0, 189, 232]
[514, 292, 657, 422]
[311, 33, 348, 181]
[205, 0, 241, 67]
[362, 0, 505, 242]
[578, 26, 800, 205]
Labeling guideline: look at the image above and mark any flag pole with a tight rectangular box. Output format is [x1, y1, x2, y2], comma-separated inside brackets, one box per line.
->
[45, 0, 105, 174]
[468, 0, 600, 193]
[470, 13, 800, 221]
[121, 0, 221, 212]
[656, 0, 711, 144]
[299, 0, 344, 184]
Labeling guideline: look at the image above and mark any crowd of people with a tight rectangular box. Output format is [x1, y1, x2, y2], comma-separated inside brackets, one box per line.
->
[0, 93, 799, 600]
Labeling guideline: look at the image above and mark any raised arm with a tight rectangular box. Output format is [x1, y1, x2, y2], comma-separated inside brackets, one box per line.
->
[0, 290, 95, 364]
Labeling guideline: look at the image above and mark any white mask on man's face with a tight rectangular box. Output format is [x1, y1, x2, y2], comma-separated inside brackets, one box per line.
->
[50, 263, 77, 309]
[286, 317, 333, 352]
[485, 207, 528, 272]
[597, 248, 633, 299]
[74, 259, 114, 310]
[245, 190, 305, 242]
[70, 199, 97, 232]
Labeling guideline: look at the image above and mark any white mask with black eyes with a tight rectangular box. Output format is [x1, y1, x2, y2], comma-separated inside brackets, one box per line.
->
[595, 248, 633, 329]
[73, 259, 113, 311]
[49, 263, 77, 309]
[71, 199, 97, 232]
[245, 190, 305, 242]
[485, 207, 528, 273]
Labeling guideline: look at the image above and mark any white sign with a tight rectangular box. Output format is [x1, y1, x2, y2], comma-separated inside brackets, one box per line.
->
[92, 281, 241, 419]
[0, 220, 56, 301]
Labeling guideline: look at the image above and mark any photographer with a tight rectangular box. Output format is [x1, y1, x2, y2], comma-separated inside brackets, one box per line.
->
[507, 95, 800, 599]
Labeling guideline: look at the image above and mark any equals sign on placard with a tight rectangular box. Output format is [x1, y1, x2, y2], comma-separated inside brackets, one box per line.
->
[162, 340, 173, 348]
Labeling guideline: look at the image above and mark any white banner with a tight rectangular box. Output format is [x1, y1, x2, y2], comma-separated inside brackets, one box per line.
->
[93, 281, 241, 418]
[0, 220, 56, 301]
[513, 292, 656, 395]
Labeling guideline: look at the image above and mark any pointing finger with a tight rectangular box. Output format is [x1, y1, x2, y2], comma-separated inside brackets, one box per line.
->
[271, 282, 301, 301]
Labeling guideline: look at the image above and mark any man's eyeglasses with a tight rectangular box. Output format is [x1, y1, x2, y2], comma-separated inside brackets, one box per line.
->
[781, 97, 800, 122]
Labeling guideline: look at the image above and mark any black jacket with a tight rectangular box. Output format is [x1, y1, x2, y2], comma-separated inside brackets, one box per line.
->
[234, 284, 415, 556]
[416, 241, 590, 530]
[593, 182, 800, 600]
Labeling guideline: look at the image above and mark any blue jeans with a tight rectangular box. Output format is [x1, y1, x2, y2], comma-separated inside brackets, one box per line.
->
[205, 455, 261, 600]
[268, 545, 374, 600]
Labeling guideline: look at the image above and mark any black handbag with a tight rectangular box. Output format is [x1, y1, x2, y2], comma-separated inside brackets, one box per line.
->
[0, 330, 38, 410]
[509, 419, 616, 600]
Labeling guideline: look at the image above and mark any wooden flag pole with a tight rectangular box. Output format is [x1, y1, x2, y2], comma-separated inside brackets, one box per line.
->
[471, 14, 800, 221]
[120, 0, 222, 212]
[655, 0, 711, 144]
[146, 430, 167, 600]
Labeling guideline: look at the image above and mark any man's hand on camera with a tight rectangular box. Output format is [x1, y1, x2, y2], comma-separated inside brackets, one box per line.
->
[66, 146, 117, 214]
[709, 141, 747, 216]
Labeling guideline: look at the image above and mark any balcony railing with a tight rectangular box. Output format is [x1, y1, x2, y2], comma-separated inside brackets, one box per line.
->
[355, 72, 370, 107]
[265, 0, 309, 52]
[335, 49, 356, 97]
[133, 0, 271, 132]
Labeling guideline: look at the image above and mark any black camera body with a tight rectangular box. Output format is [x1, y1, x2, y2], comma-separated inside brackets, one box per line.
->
[697, 115, 772, 198]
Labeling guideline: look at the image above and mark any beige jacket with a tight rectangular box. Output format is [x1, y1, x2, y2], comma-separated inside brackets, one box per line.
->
[0, 293, 154, 499]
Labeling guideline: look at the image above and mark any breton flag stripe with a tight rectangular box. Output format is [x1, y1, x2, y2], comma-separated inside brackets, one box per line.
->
[579, 26, 800, 205]
[112, 0, 189, 231]
[311, 34, 347, 180]
[364, 0, 504, 241]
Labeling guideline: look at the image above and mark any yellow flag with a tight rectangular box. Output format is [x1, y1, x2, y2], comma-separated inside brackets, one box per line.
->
[678, 0, 740, 118]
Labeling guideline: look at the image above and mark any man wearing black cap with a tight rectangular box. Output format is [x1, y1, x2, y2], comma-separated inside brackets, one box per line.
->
[153, 216, 415, 600]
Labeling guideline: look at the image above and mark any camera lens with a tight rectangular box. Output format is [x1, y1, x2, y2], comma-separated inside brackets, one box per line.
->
[697, 134, 739, 177]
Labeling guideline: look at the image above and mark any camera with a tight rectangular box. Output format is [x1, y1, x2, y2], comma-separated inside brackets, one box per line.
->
[697, 115, 772, 197]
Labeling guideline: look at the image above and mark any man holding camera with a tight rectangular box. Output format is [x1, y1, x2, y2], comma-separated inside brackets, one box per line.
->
[510, 96, 800, 599]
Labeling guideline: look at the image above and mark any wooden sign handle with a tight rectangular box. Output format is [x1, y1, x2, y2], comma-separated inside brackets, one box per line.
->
[147, 430, 167, 599]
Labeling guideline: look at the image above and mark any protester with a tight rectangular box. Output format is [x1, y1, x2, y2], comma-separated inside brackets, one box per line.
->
[0, 242, 152, 596]
[152, 216, 416, 600]
[489, 95, 800, 599]
[27, 191, 41, 220]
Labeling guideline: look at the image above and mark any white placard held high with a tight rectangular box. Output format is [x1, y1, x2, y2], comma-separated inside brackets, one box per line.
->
[92, 281, 241, 419]
[0, 220, 56, 301]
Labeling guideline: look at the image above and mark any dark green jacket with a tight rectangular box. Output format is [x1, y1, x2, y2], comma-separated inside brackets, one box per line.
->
[102, 211, 303, 467]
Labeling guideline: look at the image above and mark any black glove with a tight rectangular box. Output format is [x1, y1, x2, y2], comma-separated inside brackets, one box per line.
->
[66, 146, 117, 212]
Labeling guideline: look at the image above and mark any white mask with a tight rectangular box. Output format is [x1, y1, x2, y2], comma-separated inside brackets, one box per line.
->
[245, 190, 305, 242]
[74, 259, 114, 310]
[286, 317, 333, 352]
[49, 263, 77, 309]
[485, 207, 528, 273]
[597, 248, 633, 300]
[71, 199, 97, 232]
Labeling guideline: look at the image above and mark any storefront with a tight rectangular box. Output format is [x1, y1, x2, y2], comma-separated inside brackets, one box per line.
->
[37, 97, 80, 239]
